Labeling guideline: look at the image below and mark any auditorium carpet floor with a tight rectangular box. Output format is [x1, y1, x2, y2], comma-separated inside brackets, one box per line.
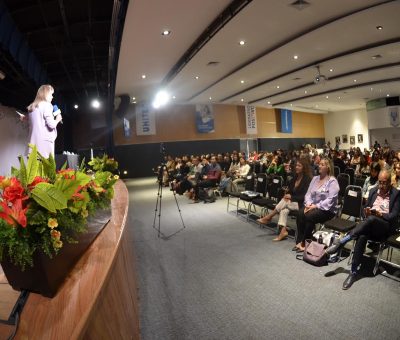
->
[125, 178, 400, 340]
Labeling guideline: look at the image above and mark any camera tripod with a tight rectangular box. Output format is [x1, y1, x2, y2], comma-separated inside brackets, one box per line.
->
[152, 158, 186, 239]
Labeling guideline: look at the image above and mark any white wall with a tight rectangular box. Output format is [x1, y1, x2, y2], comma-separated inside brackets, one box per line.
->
[0, 105, 30, 176]
[367, 106, 400, 150]
[323, 108, 369, 150]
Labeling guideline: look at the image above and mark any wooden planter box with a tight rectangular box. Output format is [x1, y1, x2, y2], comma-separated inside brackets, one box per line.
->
[1, 208, 111, 298]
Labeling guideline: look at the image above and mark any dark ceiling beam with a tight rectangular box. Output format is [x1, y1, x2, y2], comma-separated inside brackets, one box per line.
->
[36, 0, 80, 99]
[161, 0, 253, 86]
[57, 0, 89, 97]
[247, 61, 400, 105]
[87, 0, 100, 97]
[188, 0, 397, 102]
[221, 39, 400, 102]
[270, 77, 400, 107]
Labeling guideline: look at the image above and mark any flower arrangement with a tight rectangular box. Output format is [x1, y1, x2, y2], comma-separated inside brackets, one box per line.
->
[0, 146, 118, 270]
[88, 154, 119, 174]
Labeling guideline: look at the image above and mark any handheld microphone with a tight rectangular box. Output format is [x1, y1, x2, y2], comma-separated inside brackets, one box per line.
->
[53, 104, 63, 124]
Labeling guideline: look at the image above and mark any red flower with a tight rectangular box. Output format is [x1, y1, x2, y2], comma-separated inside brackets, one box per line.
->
[2, 178, 28, 203]
[28, 176, 48, 189]
[0, 199, 28, 227]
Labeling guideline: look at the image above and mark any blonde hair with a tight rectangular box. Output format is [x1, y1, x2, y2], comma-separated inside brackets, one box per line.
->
[27, 85, 54, 112]
[320, 157, 334, 176]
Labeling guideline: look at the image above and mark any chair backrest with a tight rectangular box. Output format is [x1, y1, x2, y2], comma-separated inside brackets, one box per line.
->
[244, 174, 256, 191]
[344, 167, 355, 185]
[353, 176, 366, 188]
[267, 175, 283, 199]
[333, 166, 340, 178]
[341, 185, 363, 218]
[337, 173, 350, 197]
[254, 162, 261, 174]
[255, 173, 268, 196]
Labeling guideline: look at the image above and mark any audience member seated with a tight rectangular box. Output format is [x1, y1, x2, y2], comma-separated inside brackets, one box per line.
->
[257, 158, 312, 241]
[266, 155, 285, 177]
[391, 162, 400, 189]
[294, 158, 339, 252]
[230, 157, 251, 193]
[193, 156, 221, 202]
[326, 170, 400, 289]
[332, 150, 346, 173]
[174, 157, 202, 195]
[361, 162, 380, 201]
[162, 155, 176, 186]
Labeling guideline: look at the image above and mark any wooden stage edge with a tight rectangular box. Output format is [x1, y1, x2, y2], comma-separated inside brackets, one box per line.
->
[3, 180, 140, 340]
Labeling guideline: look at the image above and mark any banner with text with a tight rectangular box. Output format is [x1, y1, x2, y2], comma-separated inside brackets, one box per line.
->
[245, 105, 257, 134]
[195, 104, 215, 133]
[136, 102, 156, 135]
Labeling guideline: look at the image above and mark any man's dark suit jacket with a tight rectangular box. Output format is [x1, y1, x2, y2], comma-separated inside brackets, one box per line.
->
[367, 186, 400, 229]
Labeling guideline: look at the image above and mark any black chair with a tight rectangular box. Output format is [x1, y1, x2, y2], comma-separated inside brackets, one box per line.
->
[344, 167, 355, 185]
[251, 175, 283, 226]
[336, 173, 350, 210]
[333, 166, 340, 178]
[253, 162, 261, 175]
[238, 173, 268, 221]
[226, 174, 255, 214]
[373, 230, 400, 277]
[354, 175, 367, 188]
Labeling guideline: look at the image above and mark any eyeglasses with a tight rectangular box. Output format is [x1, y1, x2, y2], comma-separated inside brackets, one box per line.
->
[378, 181, 389, 185]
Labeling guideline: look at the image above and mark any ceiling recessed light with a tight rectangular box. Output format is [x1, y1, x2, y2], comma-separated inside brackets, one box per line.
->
[376, 25, 383, 30]
[241, 98, 244, 102]
[315, 105, 318, 108]
[91, 99, 100, 109]
[304, 90, 307, 94]
[293, 55, 298, 60]
[132, 97, 136, 100]
[161, 30, 171, 36]
[338, 96, 341, 99]
[209, 97, 212, 100]
[353, 79, 357, 82]
[172, 95, 176, 99]
[195, 76, 199, 80]
[239, 40, 245, 46]
[74, 104, 79, 109]
[133, 101, 137, 104]
[267, 101, 271, 104]
[386, 94, 390, 97]
[290, 103, 293, 106]
[325, 96, 329, 99]
[141, 74, 146, 79]
[329, 69, 333, 72]
[276, 85, 280, 89]
[240, 80, 244, 84]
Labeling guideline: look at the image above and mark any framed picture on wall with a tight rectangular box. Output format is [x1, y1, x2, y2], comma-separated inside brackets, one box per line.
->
[342, 134, 348, 143]
[350, 136, 355, 145]
[358, 134, 363, 143]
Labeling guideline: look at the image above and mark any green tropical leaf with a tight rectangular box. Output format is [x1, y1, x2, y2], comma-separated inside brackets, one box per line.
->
[26, 146, 39, 185]
[31, 183, 68, 213]
[41, 154, 57, 181]
[19, 155, 27, 187]
[54, 178, 81, 199]
[61, 161, 68, 170]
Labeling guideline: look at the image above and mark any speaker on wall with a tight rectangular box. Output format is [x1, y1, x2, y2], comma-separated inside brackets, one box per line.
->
[115, 94, 131, 118]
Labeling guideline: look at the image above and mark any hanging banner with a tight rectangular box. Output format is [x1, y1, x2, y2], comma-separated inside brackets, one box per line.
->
[195, 104, 214, 133]
[136, 102, 156, 135]
[389, 106, 399, 127]
[245, 105, 257, 134]
[280, 109, 292, 133]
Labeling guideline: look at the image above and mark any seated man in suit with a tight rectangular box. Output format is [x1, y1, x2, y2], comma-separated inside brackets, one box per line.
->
[326, 170, 400, 289]
[193, 156, 221, 202]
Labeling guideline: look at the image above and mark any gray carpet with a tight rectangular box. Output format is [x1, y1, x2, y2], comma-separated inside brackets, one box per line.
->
[125, 178, 400, 340]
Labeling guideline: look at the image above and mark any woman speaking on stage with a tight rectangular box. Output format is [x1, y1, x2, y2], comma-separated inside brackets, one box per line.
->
[27, 84, 62, 158]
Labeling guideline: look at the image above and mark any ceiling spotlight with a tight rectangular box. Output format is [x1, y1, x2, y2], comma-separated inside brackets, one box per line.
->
[376, 25, 383, 30]
[141, 74, 146, 79]
[0, 70, 5, 80]
[132, 97, 136, 100]
[240, 80, 244, 84]
[386, 94, 390, 97]
[267, 101, 271, 104]
[293, 55, 298, 60]
[209, 97, 212, 100]
[161, 30, 171, 36]
[329, 69, 333, 72]
[239, 40, 245, 46]
[172, 95, 176, 99]
[353, 79, 357, 82]
[326, 96, 329, 99]
[241, 98, 244, 102]
[152, 90, 170, 109]
[73, 104, 79, 109]
[91, 99, 100, 109]
[195, 76, 199, 80]
[304, 90, 308, 94]
[123, 170, 128, 175]
[276, 85, 280, 89]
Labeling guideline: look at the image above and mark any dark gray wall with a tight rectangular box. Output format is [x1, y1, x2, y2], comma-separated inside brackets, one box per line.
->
[115, 137, 325, 178]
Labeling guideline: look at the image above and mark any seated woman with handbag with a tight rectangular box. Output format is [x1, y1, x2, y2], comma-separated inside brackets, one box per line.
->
[257, 158, 312, 241]
[294, 158, 339, 252]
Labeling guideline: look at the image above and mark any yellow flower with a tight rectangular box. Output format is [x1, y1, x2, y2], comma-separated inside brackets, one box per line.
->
[53, 240, 63, 249]
[50, 230, 61, 239]
[48, 218, 58, 229]
[114, 175, 119, 180]
[81, 209, 88, 218]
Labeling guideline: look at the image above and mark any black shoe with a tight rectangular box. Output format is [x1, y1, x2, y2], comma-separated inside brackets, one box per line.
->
[342, 272, 357, 290]
[325, 242, 343, 255]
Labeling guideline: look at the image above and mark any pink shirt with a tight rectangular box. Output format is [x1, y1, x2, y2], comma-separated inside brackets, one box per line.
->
[371, 190, 390, 214]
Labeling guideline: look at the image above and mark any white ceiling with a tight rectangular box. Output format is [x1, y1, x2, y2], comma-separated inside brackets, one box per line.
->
[116, 0, 400, 114]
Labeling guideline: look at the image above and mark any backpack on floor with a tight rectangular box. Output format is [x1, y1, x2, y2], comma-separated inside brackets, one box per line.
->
[198, 188, 216, 203]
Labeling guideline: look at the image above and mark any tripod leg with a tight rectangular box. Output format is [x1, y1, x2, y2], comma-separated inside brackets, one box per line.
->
[172, 189, 186, 229]
[152, 183, 163, 238]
